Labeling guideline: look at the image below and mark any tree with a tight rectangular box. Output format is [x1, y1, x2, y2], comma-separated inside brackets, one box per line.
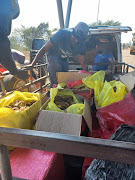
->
[10, 22, 52, 50]
[89, 20, 121, 26]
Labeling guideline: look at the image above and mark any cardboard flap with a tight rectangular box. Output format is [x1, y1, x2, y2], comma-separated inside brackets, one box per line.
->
[35, 110, 82, 136]
[57, 72, 91, 83]
[83, 98, 92, 132]
[40, 93, 49, 105]
[120, 70, 135, 91]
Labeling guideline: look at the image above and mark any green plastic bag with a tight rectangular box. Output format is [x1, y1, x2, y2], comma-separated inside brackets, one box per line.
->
[46, 88, 84, 114]
[98, 80, 127, 107]
[82, 71, 105, 102]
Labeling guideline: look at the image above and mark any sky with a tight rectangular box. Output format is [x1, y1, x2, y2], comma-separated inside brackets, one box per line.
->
[12, 0, 135, 43]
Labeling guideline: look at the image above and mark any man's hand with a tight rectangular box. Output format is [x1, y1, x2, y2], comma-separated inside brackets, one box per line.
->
[109, 57, 116, 64]
[29, 40, 53, 67]
[109, 58, 116, 73]
[78, 55, 88, 71]
[14, 69, 29, 81]
[26, 63, 33, 70]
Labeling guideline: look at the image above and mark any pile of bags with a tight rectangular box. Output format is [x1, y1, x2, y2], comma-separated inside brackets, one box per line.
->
[82, 71, 127, 107]
[0, 91, 41, 129]
[46, 88, 85, 115]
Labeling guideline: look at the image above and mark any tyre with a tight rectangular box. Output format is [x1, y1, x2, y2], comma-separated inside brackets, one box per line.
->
[0, 75, 37, 92]
[3, 75, 28, 92]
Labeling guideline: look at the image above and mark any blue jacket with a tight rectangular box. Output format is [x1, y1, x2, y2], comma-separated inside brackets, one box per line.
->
[0, 0, 20, 37]
[93, 52, 114, 71]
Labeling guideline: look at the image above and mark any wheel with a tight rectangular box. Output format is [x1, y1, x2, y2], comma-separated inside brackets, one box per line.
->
[3, 75, 28, 92]
[0, 75, 37, 92]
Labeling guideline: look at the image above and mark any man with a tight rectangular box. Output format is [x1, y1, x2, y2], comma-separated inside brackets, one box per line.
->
[28, 22, 89, 87]
[0, 0, 28, 80]
[92, 43, 115, 71]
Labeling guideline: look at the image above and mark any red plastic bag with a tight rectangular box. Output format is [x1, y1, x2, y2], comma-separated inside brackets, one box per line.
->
[67, 79, 83, 88]
[52, 84, 58, 88]
[97, 92, 135, 139]
[78, 70, 91, 74]
[76, 89, 94, 100]
[67, 70, 91, 88]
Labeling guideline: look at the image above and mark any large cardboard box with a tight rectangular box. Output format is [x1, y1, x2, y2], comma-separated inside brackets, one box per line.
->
[57, 71, 111, 83]
[57, 72, 91, 83]
[57, 72, 91, 93]
[35, 96, 92, 136]
[120, 70, 135, 91]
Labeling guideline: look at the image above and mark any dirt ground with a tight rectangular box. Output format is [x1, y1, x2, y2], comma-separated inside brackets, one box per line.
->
[122, 48, 135, 72]
[122, 48, 135, 66]
[22, 51, 30, 60]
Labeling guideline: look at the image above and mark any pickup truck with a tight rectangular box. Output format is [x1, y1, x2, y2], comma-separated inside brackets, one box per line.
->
[1, 26, 135, 95]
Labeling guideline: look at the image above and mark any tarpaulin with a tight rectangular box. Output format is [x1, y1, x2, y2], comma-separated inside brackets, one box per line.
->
[85, 124, 135, 180]
[97, 92, 135, 139]
[10, 148, 64, 180]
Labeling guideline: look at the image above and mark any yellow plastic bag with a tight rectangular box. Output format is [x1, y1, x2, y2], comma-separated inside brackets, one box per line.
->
[0, 108, 18, 128]
[0, 91, 41, 129]
[67, 104, 85, 115]
[46, 88, 84, 114]
[98, 80, 127, 107]
[0, 91, 40, 108]
[57, 83, 67, 89]
[82, 71, 105, 102]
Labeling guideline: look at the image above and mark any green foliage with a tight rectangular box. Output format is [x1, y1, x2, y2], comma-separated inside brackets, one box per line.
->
[89, 20, 121, 26]
[10, 22, 52, 50]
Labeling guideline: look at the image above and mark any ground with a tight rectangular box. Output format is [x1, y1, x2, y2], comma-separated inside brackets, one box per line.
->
[21, 50, 30, 61]
[122, 48, 135, 66]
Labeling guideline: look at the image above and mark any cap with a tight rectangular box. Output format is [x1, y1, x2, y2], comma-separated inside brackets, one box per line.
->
[72, 22, 89, 41]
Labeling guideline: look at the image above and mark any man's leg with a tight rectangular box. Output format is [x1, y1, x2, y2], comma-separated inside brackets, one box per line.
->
[0, 37, 18, 75]
[61, 59, 69, 72]
[0, 37, 28, 80]
[47, 55, 62, 87]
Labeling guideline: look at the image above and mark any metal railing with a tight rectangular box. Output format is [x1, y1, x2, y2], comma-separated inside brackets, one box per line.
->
[0, 63, 50, 97]
[68, 62, 135, 74]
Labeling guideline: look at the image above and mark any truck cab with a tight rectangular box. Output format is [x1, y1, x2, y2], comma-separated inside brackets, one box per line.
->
[68, 26, 132, 72]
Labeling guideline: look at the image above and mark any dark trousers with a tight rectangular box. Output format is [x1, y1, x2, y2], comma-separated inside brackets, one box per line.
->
[47, 55, 68, 87]
[0, 36, 18, 75]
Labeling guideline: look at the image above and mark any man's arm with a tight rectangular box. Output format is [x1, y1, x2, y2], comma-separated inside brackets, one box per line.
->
[109, 57, 115, 64]
[108, 57, 116, 72]
[78, 54, 88, 71]
[30, 40, 53, 67]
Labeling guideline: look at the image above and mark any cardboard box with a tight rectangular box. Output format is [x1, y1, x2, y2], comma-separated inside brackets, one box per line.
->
[35, 97, 92, 136]
[57, 72, 91, 83]
[40, 92, 49, 105]
[57, 72, 91, 93]
[120, 70, 135, 92]
[0, 91, 41, 130]
[36, 110, 82, 136]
